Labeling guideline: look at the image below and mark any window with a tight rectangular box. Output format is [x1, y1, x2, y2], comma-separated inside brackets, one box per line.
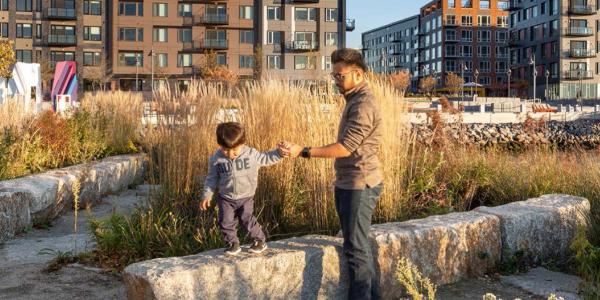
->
[83, 52, 101, 66]
[461, 16, 472, 26]
[550, 0, 558, 15]
[119, 27, 143, 41]
[35, 24, 41, 39]
[480, 0, 490, 9]
[240, 6, 253, 19]
[448, 0, 455, 8]
[240, 30, 254, 43]
[267, 31, 282, 44]
[178, 54, 192, 67]
[295, 8, 317, 21]
[84, 0, 102, 15]
[119, 1, 143, 16]
[178, 28, 192, 43]
[0, 0, 7, 11]
[153, 3, 168, 17]
[325, 32, 338, 46]
[239, 55, 254, 68]
[267, 6, 282, 20]
[323, 56, 332, 70]
[496, 61, 508, 72]
[478, 15, 490, 27]
[156, 53, 168, 68]
[153, 28, 168, 42]
[216, 54, 226, 66]
[83, 26, 101, 41]
[478, 30, 491, 42]
[16, 50, 32, 63]
[497, 16, 508, 28]
[294, 55, 316, 70]
[206, 29, 226, 41]
[325, 8, 338, 22]
[16, 0, 32, 12]
[462, 45, 472, 57]
[267, 55, 282, 69]
[16, 24, 32, 38]
[1, 23, 8, 38]
[178, 3, 192, 17]
[461, 29, 473, 42]
[118, 52, 143, 67]
[497, 1, 509, 10]
[478, 45, 490, 57]
[461, 0, 472, 8]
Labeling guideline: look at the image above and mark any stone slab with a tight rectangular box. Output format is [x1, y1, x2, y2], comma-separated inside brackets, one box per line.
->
[500, 267, 582, 300]
[0, 189, 32, 243]
[123, 235, 348, 300]
[370, 211, 501, 298]
[475, 194, 590, 263]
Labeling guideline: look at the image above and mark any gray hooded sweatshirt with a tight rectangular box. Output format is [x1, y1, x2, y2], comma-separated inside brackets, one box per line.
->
[201, 146, 282, 201]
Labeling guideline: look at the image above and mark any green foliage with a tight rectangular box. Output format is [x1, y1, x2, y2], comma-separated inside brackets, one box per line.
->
[571, 227, 600, 299]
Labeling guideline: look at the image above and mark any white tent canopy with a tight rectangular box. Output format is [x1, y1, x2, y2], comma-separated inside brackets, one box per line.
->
[463, 82, 484, 88]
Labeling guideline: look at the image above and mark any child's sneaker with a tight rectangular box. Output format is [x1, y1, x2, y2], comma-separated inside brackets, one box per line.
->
[248, 240, 267, 254]
[224, 242, 241, 255]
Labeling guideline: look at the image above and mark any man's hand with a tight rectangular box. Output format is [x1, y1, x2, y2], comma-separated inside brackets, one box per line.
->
[278, 141, 303, 158]
[199, 198, 211, 211]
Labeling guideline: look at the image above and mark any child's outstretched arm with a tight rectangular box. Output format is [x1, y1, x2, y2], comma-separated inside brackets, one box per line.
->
[199, 156, 218, 211]
[255, 147, 283, 167]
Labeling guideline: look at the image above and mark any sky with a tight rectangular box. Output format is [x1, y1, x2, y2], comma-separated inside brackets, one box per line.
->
[347, 0, 430, 49]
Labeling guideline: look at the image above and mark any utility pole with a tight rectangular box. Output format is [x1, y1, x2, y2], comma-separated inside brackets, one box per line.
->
[530, 55, 537, 100]
[507, 68, 511, 98]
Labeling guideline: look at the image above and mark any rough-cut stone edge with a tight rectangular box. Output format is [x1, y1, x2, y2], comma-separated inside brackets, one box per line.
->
[370, 211, 501, 297]
[123, 235, 347, 300]
[475, 194, 590, 262]
[123, 194, 590, 300]
[0, 188, 32, 243]
[0, 154, 146, 244]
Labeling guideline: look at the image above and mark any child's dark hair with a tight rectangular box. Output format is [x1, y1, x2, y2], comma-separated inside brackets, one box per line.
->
[216, 122, 246, 148]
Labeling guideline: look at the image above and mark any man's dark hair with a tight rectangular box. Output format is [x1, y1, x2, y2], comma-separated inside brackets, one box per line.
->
[216, 122, 246, 148]
[331, 48, 367, 72]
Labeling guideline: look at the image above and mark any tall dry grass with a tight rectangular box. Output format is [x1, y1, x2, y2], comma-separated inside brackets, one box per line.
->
[0, 97, 36, 131]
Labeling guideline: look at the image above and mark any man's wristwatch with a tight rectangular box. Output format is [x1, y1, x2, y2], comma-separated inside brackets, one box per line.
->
[300, 147, 312, 158]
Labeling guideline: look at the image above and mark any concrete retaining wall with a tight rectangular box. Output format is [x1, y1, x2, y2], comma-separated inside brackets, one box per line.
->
[0, 154, 146, 244]
[123, 194, 589, 300]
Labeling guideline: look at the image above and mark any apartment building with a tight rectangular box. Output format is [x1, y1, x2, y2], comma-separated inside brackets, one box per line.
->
[509, 0, 600, 100]
[109, 0, 351, 91]
[419, 0, 510, 95]
[0, 0, 106, 95]
[361, 15, 420, 89]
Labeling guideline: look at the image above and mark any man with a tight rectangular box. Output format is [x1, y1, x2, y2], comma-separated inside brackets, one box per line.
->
[281, 48, 383, 300]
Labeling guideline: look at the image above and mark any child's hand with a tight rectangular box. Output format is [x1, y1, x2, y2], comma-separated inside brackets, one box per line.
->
[278, 141, 293, 157]
[199, 198, 211, 211]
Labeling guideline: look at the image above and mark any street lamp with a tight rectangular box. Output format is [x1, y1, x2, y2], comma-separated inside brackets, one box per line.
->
[507, 68, 512, 98]
[473, 68, 480, 97]
[545, 69, 550, 101]
[578, 66, 583, 106]
[530, 56, 537, 100]
[135, 56, 139, 92]
[461, 62, 467, 103]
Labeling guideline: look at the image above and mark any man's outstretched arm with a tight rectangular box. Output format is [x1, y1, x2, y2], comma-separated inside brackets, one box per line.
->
[281, 142, 351, 158]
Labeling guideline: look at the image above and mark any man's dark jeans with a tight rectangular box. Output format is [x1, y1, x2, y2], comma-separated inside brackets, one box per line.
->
[335, 184, 382, 300]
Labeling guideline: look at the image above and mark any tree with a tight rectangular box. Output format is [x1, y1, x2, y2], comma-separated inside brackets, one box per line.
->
[389, 70, 411, 97]
[40, 60, 55, 98]
[0, 40, 16, 102]
[199, 50, 238, 87]
[83, 63, 109, 92]
[253, 46, 263, 80]
[419, 76, 436, 98]
[445, 72, 464, 96]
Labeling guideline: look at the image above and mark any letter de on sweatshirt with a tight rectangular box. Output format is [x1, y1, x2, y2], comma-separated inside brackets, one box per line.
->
[201, 146, 282, 201]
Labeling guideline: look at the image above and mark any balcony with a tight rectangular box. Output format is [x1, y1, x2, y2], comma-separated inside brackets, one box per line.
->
[346, 19, 355, 32]
[289, 0, 319, 2]
[569, 5, 597, 15]
[202, 14, 229, 25]
[445, 52, 461, 58]
[285, 41, 318, 52]
[569, 48, 597, 58]
[444, 20, 459, 26]
[181, 39, 228, 51]
[47, 34, 77, 46]
[182, 66, 202, 75]
[508, 37, 521, 46]
[565, 27, 594, 36]
[445, 36, 459, 42]
[46, 8, 76, 20]
[563, 69, 594, 80]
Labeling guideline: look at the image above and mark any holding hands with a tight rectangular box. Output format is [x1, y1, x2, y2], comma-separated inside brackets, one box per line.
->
[277, 141, 303, 158]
